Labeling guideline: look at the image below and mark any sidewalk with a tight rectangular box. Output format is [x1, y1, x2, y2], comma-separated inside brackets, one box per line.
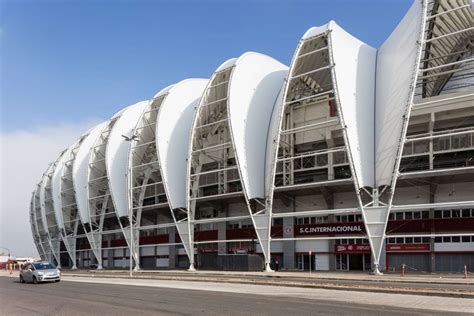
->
[61, 268, 474, 285]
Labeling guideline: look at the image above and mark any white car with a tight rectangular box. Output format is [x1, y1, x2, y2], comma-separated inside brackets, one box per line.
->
[20, 262, 61, 284]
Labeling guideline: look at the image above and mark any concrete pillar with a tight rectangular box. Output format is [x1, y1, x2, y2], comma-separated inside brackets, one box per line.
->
[379, 243, 386, 272]
[168, 226, 177, 268]
[217, 221, 227, 255]
[283, 217, 295, 269]
[108, 248, 114, 268]
[327, 214, 336, 270]
[429, 183, 437, 272]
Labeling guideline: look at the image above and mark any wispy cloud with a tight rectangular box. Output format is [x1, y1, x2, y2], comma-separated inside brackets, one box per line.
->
[0, 119, 101, 257]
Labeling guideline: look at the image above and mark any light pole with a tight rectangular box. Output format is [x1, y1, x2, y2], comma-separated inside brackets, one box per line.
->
[122, 134, 138, 278]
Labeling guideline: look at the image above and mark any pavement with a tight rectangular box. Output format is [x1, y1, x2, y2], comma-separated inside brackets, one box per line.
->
[64, 268, 474, 284]
[47, 269, 474, 298]
[1, 274, 473, 315]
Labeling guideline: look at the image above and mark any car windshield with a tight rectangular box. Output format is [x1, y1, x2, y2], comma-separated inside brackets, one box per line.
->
[32, 262, 56, 270]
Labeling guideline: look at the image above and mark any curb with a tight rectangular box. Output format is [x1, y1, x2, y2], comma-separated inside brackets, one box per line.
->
[62, 270, 473, 286]
[62, 273, 474, 299]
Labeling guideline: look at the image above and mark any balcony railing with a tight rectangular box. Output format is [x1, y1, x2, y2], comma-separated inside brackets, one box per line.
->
[403, 128, 474, 157]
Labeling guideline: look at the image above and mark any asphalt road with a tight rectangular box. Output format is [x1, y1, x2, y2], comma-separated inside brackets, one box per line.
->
[0, 276, 467, 316]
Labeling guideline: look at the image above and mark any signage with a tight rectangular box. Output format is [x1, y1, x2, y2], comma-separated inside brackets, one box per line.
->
[335, 244, 371, 254]
[295, 222, 365, 236]
[386, 244, 430, 252]
[284, 227, 293, 234]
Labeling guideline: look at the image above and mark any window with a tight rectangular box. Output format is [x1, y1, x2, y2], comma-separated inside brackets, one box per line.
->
[462, 236, 470, 243]
[452, 236, 460, 243]
[396, 213, 403, 220]
[227, 222, 239, 229]
[241, 220, 252, 228]
[422, 211, 429, 219]
[435, 237, 442, 243]
[443, 210, 451, 218]
[405, 212, 413, 220]
[462, 209, 471, 217]
[442, 236, 451, 243]
[388, 238, 396, 244]
[33, 262, 55, 270]
[388, 213, 395, 220]
[414, 237, 421, 243]
[422, 237, 430, 243]
[405, 237, 413, 244]
[413, 212, 421, 219]
[273, 218, 283, 226]
[452, 210, 461, 218]
[396, 237, 404, 244]
[434, 211, 442, 218]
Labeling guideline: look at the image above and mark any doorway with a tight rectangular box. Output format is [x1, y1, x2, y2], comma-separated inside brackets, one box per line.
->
[336, 254, 371, 271]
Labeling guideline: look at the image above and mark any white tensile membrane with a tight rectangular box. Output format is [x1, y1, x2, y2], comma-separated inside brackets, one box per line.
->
[227, 52, 288, 271]
[270, 20, 379, 270]
[187, 52, 288, 271]
[106, 100, 149, 266]
[73, 123, 108, 225]
[371, 0, 426, 273]
[72, 122, 108, 265]
[155, 79, 209, 270]
[39, 160, 63, 266]
[51, 142, 77, 268]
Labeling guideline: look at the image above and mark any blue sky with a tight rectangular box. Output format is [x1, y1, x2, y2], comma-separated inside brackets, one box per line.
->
[1, 0, 414, 256]
[1, 0, 412, 131]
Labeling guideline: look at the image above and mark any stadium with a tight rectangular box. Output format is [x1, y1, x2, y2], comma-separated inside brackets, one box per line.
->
[30, 0, 473, 273]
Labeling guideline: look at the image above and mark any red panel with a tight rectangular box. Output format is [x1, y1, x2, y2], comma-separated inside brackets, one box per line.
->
[111, 239, 127, 247]
[226, 228, 257, 240]
[386, 243, 430, 252]
[139, 234, 169, 245]
[386, 217, 474, 234]
[195, 230, 218, 242]
[386, 219, 431, 234]
[335, 243, 371, 254]
[329, 98, 337, 117]
[295, 222, 365, 237]
[271, 225, 283, 238]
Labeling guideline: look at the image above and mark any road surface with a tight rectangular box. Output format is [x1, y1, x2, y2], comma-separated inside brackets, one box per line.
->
[0, 276, 471, 315]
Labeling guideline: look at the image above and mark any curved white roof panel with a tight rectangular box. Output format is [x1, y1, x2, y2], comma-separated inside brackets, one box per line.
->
[51, 144, 75, 229]
[228, 52, 288, 199]
[302, 24, 329, 40]
[73, 122, 108, 224]
[156, 79, 208, 210]
[216, 58, 238, 72]
[107, 100, 149, 218]
[375, 1, 425, 187]
[39, 164, 54, 234]
[264, 87, 285, 198]
[153, 84, 175, 99]
[329, 21, 377, 188]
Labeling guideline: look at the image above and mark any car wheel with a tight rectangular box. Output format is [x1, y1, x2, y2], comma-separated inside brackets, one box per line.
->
[19, 275, 24, 283]
[33, 276, 38, 284]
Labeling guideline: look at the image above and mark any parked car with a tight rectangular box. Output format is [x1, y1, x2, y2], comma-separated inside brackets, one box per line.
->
[19, 262, 61, 284]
